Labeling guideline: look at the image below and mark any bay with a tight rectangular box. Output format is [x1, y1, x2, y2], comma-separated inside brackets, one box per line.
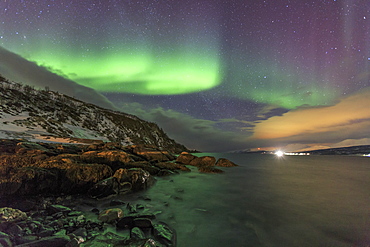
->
[137, 154, 370, 247]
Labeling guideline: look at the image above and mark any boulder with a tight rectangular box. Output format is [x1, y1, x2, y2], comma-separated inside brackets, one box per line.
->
[198, 167, 224, 174]
[175, 152, 196, 165]
[130, 145, 175, 162]
[189, 156, 216, 167]
[81, 150, 132, 164]
[215, 158, 238, 167]
[113, 168, 155, 192]
[154, 162, 191, 172]
[0, 207, 27, 223]
[88, 168, 154, 198]
[98, 208, 124, 223]
[0, 167, 59, 196]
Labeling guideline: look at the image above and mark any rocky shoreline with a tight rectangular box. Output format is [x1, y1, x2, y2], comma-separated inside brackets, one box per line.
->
[0, 139, 238, 246]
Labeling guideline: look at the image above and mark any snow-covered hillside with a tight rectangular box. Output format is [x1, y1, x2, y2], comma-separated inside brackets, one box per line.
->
[0, 75, 187, 153]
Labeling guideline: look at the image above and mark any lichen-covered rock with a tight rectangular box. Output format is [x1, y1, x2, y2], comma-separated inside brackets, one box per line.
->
[130, 145, 175, 162]
[175, 152, 196, 165]
[0, 207, 27, 223]
[0, 167, 59, 196]
[189, 156, 216, 167]
[215, 158, 238, 167]
[81, 150, 132, 164]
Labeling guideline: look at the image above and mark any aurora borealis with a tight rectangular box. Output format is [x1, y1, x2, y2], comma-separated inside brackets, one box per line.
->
[1, 0, 370, 152]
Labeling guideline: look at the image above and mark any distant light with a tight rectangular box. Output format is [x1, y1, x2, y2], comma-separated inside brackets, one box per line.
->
[275, 151, 284, 157]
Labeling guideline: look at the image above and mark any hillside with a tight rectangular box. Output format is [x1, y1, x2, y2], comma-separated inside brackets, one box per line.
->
[0, 75, 188, 153]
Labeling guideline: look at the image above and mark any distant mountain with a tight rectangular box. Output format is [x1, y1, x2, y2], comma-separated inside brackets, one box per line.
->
[298, 145, 370, 155]
[0, 74, 188, 153]
[231, 145, 370, 155]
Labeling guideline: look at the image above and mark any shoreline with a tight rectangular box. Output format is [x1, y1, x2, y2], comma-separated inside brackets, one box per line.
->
[0, 139, 237, 246]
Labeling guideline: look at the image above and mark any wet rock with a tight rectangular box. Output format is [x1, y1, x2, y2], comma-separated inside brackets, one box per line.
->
[0, 207, 27, 222]
[175, 152, 197, 165]
[133, 218, 153, 228]
[15, 235, 70, 247]
[37, 225, 54, 237]
[84, 232, 127, 247]
[153, 222, 176, 247]
[88, 168, 154, 198]
[0, 232, 12, 247]
[47, 205, 72, 214]
[109, 199, 125, 206]
[189, 156, 216, 167]
[113, 168, 155, 192]
[198, 166, 224, 174]
[154, 162, 191, 172]
[116, 214, 156, 229]
[66, 236, 85, 247]
[215, 158, 238, 167]
[88, 177, 119, 199]
[98, 208, 124, 223]
[130, 227, 146, 240]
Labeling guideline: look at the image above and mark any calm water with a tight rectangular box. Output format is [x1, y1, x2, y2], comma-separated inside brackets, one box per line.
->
[127, 154, 370, 247]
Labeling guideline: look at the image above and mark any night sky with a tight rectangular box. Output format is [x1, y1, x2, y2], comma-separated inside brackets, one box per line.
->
[1, 0, 370, 152]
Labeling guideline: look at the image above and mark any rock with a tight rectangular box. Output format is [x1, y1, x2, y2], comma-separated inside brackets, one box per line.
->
[189, 156, 216, 167]
[133, 218, 153, 228]
[155, 162, 191, 172]
[98, 208, 124, 223]
[88, 177, 118, 199]
[71, 228, 87, 239]
[83, 232, 127, 247]
[0, 222, 23, 237]
[113, 168, 155, 192]
[37, 226, 54, 237]
[15, 235, 70, 247]
[62, 163, 113, 192]
[116, 214, 156, 229]
[109, 200, 125, 206]
[198, 167, 224, 174]
[130, 227, 146, 240]
[175, 152, 196, 165]
[215, 158, 238, 167]
[89, 168, 154, 198]
[47, 205, 72, 214]
[0, 232, 12, 247]
[0, 167, 59, 196]
[153, 222, 176, 247]
[65, 236, 85, 247]
[81, 150, 132, 164]
[130, 145, 175, 162]
[0, 207, 27, 222]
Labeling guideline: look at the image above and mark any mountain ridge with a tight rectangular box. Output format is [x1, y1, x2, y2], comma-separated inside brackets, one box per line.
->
[0, 74, 188, 153]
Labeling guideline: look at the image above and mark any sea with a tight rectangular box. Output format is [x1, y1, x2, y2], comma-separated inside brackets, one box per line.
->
[129, 153, 370, 247]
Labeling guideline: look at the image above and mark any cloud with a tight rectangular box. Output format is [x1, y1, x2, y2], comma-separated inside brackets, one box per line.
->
[0, 46, 116, 110]
[250, 89, 370, 146]
[120, 104, 250, 152]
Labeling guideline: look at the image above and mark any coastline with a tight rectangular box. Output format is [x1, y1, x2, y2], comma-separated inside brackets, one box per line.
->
[0, 139, 237, 246]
